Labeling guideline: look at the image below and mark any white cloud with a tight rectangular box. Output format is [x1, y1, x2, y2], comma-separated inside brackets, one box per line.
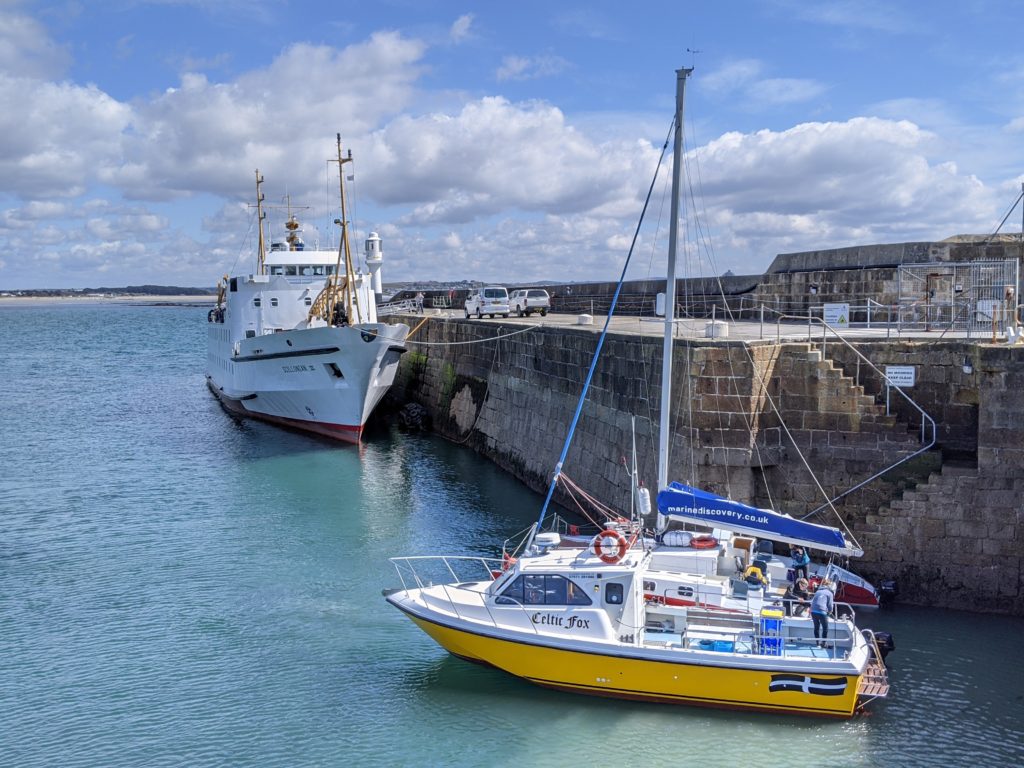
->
[0, 76, 132, 198]
[775, 0, 915, 34]
[111, 32, 428, 202]
[0, 9, 71, 80]
[364, 97, 659, 227]
[702, 60, 825, 110]
[702, 60, 762, 94]
[751, 78, 828, 107]
[686, 117, 996, 271]
[496, 54, 570, 82]
[450, 14, 473, 43]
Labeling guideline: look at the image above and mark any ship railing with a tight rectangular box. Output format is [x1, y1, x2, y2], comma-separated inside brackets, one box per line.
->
[389, 555, 539, 632]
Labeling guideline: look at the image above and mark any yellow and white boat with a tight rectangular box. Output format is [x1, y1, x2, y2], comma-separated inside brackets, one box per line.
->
[385, 69, 890, 718]
[386, 520, 889, 718]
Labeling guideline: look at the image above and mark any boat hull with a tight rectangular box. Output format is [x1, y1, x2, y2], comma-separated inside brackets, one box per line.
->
[390, 597, 861, 718]
[207, 322, 408, 443]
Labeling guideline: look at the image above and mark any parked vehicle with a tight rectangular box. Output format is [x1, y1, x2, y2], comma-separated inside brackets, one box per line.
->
[465, 286, 510, 319]
[510, 289, 550, 317]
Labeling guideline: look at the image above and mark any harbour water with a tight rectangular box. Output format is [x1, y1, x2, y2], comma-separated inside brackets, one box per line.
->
[1, 303, 1023, 767]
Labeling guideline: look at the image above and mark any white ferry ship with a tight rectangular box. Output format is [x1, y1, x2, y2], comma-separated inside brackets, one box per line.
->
[206, 138, 409, 443]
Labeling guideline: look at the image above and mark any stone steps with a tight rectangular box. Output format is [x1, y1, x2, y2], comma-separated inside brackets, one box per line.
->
[808, 351, 921, 447]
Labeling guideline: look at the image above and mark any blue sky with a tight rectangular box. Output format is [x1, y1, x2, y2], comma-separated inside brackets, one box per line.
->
[3, 0, 1024, 289]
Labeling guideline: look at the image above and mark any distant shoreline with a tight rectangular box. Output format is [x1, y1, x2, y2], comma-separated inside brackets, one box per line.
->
[0, 295, 217, 307]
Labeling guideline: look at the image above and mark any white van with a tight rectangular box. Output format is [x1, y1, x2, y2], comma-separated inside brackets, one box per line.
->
[465, 286, 510, 318]
[510, 289, 550, 317]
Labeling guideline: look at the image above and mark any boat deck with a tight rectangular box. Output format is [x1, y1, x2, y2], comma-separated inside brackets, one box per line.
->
[646, 630, 844, 660]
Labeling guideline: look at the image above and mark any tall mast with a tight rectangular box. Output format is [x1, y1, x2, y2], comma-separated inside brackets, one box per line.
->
[657, 67, 692, 492]
[329, 134, 360, 324]
[255, 170, 267, 275]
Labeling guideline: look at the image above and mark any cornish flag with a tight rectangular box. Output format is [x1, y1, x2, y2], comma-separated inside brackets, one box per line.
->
[769, 674, 847, 696]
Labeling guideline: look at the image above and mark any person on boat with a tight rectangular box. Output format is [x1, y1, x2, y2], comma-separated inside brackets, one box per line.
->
[332, 303, 349, 327]
[415, 292, 425, 313]
[742, 563, 768, 589]
[810, 579, 835, 648]
[783, 577, 810, 617]
[790, 546, 811, 581]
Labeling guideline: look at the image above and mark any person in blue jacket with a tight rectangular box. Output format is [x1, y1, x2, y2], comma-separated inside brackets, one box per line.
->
[810, 580, 835, 648]
[790, 546, 811, 581]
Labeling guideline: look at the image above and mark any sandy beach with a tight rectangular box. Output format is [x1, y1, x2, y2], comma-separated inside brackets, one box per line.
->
[0, 294, 217, 306]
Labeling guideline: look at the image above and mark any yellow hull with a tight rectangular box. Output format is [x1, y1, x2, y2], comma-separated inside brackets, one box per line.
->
[404, 610, 861, 718]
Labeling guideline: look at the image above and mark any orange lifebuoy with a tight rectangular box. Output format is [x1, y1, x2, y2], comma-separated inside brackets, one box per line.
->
[691, 535, 718, 550]
[593, 529, 629, 564]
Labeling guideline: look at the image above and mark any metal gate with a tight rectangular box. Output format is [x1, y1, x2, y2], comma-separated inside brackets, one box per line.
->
[897, 259, 1019, 333]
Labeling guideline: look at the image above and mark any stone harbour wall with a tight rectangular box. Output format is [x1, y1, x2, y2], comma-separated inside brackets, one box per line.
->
[385, 317, 1024, 614]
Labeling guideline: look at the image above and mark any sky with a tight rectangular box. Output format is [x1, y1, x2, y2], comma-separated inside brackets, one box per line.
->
[4, 0, 1024, 289]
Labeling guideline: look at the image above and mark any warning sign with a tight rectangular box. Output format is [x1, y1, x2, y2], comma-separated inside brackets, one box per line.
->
[885, 366, 916, 387]
[823, 303, 850, 329]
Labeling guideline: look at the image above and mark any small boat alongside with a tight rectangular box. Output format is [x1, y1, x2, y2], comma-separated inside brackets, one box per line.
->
[206, 136, 409, 443]
[384, 69, 892, 718]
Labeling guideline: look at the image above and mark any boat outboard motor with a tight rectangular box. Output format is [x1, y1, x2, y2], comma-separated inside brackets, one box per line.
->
[873, 631, 895, 663]
[878, 579, 899, 606]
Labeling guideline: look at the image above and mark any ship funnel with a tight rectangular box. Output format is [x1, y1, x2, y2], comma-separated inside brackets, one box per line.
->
[364, 232, 384, 302]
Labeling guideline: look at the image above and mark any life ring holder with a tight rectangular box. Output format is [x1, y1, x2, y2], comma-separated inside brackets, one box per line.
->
[593, 529, 629, 564]
[690, 535, 718, 550]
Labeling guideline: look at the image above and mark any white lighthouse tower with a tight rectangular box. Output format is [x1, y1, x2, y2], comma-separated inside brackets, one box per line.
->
[364, 232, 384, 302]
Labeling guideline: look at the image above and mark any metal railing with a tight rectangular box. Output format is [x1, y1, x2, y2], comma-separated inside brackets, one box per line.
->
[376, 298, 418, 317]
[644, 596, 861, 659]
[388, 555, 541, 635]
[764, 313, 938, 516]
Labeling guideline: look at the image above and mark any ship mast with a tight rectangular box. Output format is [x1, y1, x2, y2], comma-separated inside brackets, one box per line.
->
[255, 170, 267, 275]
[329, 134, 361, 325]
[657, 67, 692, 492]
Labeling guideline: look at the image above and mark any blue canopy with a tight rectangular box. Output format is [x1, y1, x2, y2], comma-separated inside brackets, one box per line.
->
[656, 483, 862, 557]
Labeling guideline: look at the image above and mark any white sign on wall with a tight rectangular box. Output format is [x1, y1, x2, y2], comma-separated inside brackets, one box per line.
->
[885, 365, 916, 388]
[823, 302, 850, 328]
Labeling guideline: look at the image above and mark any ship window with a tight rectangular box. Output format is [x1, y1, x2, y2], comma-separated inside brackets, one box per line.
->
[245, 330, 256, 338]
[304, 297, 312, 306]
[326, 265, 335, 275]
[230, 278, 237, 292]
[496, 574, 591, 606]
[271, 297, 279, 307]
[285, 266, 297, 276]
[301, 266, 314, 276]
[269, 266, 284, 275]
[311, 265, 326, 276]
[253, 297, 261, 307]
[605, 583, 624, 605]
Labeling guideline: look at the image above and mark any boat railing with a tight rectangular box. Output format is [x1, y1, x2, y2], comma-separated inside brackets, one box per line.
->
[389, 555, 500, 592]
[388, 555, 541, 634]
[645, 593, 860, 659]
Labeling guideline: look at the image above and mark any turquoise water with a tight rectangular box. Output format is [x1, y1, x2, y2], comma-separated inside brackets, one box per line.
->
[1, 304, 1022, 768]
